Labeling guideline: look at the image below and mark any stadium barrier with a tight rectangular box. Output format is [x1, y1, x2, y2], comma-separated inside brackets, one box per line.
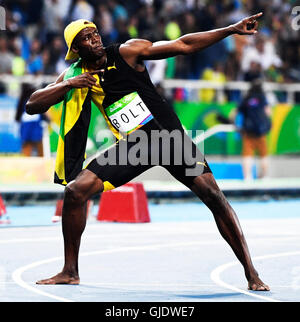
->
[1, 74, 300, 103]
[1, 75, 300, 158]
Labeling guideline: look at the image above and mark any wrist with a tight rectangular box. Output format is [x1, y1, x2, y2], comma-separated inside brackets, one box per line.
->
[226, 24, 237, 35]
[64, 79, 73, 89]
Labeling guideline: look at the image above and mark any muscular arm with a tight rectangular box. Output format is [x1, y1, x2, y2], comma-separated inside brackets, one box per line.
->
[26, 69, 101, 115]
[25, 70, 69, 115]
[120, 13, 262, 68]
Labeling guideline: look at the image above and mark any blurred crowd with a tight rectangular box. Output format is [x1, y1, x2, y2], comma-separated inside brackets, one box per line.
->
[0, 0, 300, 85]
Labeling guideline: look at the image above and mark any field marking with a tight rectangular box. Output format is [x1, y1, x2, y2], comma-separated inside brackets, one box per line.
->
[10, 233, 300, 302]
[12, 240, 222, 302]
[3, 234, 300, 244]
[211, 251, 300, 302]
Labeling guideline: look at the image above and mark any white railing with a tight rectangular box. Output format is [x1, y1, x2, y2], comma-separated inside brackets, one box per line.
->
[163, 79, 300, 105]
[1, 74, 57, 86]
[2, 74, 300, 104]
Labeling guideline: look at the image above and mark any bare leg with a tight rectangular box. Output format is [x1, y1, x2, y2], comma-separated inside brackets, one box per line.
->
[22, 142, 33, 156]
[36, 169, 103, 284]
[191, 173, 269, 291]
[242, 156, 253, 180]
[259, 156, 268, 178]
[35, 141, 44, 157]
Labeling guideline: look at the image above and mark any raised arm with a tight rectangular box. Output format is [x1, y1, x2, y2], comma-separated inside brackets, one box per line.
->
[120, 13, 262, 67]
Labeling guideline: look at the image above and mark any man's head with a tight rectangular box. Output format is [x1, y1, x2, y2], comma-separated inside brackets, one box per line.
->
[64, 19, 105, 61]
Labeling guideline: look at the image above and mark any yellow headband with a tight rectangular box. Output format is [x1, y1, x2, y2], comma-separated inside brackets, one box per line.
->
[64, 19, 97, 61]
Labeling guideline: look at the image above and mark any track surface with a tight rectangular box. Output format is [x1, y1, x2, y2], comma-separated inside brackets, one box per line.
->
[1, 201, 300, 302]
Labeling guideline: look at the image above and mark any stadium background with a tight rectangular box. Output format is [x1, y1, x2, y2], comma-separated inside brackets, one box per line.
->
[2, 0, 300, 304]
[1, 0, 300, 197]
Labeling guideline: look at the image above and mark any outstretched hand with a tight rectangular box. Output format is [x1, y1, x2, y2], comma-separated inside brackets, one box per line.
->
[231, 12, 263, 35]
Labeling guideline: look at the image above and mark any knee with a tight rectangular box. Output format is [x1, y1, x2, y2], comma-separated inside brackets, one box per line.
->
[64, 170, 104, 204]
[192, 176, 225, 206]
[64, 181, 87, 205]
[202, 186, 223, 205]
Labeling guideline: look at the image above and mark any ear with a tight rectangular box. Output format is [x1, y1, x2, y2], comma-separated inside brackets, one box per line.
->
[71, 44, 79, 54]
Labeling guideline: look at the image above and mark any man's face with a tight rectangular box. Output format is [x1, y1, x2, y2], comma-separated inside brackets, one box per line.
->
[72, 27, 105, 61]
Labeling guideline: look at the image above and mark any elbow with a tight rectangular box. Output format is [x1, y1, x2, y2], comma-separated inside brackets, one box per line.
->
[25, 100, 37, 115]
[179, 43, 195, 55]
[173, 40, 192, 56]
[183, 47, 194, 55]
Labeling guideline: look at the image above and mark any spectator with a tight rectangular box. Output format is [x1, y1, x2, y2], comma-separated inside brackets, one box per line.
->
[234, 79, 272, 180]
[11, 46, 26, 76]
[0, 0, 299, 85]
[47, 36, 65, 74]
[42, 0, 71, 42]
[243, 61, 263, 82]
[15, 83, 46, 157]
[93, 4, 114, 45]
[108, 0, 128, 23]
[27, 38, 43, 74]
[199, 63, 227, 103]
[135, 4, 156, 40]
[71, 0, 94, 22]
[0, 36, 13, 74]
[41, 48, 53, 75]
[241, 36, 282, 76]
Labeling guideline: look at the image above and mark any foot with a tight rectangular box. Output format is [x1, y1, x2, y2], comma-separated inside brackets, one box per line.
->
[36, 272, 80, 285]
[247, 274, 270, 291]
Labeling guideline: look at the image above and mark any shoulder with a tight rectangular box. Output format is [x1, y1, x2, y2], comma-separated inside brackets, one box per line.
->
[119, 39, 152, 57]
[104, 43, 120, 56]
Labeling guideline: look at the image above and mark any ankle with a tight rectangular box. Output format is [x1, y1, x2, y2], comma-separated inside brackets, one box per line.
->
[62, 266, 79, 277]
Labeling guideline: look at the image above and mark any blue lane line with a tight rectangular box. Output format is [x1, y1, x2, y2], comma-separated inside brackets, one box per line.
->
[149, 199, 300, 222]
[1, 199, 300, 227]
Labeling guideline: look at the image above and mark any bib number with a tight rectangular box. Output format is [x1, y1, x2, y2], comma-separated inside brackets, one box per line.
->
[105, 92, 153, 134]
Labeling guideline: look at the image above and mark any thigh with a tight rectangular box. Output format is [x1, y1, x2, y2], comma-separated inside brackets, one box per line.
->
[256, 135, 268, 157]
[22, 142, 33, 156]
[242, 134, 255, 156]
[35, 141, 44, 157]
[163, 134, 212, 188]
[165, 158, 212, 188]
[86, 140, 152, 191]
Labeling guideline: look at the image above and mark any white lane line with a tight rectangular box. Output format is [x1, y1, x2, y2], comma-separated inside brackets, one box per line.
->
[12, 240, 221, 302]
[12, 256, 72, 302]
[3, 235, 300, 244]
[211, 251, 300, 302]
[12, 236, 300, 302]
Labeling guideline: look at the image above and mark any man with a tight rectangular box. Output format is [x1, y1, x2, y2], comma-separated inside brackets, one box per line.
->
[237, 79, 271, 180]
[15, 83, 45, 157]
[26, 13, 270, 291]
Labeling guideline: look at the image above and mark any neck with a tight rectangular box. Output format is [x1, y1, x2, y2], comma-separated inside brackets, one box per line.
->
[84, 54, 107, 70]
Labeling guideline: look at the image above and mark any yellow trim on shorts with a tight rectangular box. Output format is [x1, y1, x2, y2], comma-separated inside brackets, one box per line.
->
[103, 181, 115, 192]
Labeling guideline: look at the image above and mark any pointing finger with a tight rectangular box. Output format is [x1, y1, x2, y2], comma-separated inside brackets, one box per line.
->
[89, 70, 103, 75]
[248, 12, 263, 20]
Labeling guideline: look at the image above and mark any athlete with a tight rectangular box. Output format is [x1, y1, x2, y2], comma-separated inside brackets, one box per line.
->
[26, 12, 270, 291]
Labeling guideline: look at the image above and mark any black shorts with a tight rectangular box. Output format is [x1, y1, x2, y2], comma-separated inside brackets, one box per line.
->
[86, 129, 212, 191]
